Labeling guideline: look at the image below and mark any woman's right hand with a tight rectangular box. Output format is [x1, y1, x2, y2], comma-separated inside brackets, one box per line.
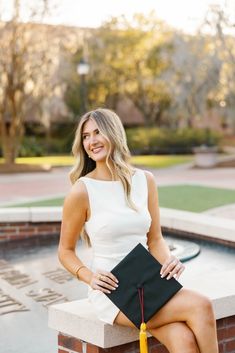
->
[89, 270, 119, 294]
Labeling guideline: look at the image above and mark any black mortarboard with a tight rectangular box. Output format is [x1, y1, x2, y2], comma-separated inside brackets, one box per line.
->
[105, 243, 183, 329]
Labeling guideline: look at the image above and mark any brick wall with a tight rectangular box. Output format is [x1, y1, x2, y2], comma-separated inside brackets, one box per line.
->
[0, 221, 61, 242]
[57, 315, 235, 353]
[1, 221, 234, 250]
[217, 316, 235, 353]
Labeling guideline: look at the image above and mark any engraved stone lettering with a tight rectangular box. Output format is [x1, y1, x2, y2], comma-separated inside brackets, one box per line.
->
[0, 289, 29, 315]
[0, 269, 38, 288]
[26, 288, 69, 306]
[42, 268, 73, 284]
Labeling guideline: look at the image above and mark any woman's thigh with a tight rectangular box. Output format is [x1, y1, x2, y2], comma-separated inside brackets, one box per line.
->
[114, 313, 199, 353]
[114, 288, 211, 330]
[146, 288, 212, 330]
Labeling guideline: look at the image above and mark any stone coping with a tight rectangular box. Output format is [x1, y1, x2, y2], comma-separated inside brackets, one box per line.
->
[160, 207, 235, 243]
[48, 268, 235, 348]
[0, 207, 62, 222]
[0, 207, 235, 245]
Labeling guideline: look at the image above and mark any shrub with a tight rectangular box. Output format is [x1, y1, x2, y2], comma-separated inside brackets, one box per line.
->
[125, 127, 222, 154]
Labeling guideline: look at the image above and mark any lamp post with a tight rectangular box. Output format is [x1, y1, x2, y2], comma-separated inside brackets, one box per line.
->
[77, 58, 90, 114]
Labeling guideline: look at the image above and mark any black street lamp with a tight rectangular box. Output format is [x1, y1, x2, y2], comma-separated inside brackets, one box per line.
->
[77, 58, 90, 114]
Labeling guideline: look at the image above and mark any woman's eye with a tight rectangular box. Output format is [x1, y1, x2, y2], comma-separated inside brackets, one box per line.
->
[82, 135, 88, 140]
[95, 130, 99, 135]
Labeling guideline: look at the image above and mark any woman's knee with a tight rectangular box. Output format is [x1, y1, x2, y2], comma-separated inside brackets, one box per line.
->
[165, 324, 199, 353]
[190, 292, 215, 324]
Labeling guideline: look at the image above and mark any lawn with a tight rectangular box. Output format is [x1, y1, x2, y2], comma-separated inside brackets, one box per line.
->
[0, 154, 193, 169]
[6, 185, 235, 212]
[158, 185, 235, 212]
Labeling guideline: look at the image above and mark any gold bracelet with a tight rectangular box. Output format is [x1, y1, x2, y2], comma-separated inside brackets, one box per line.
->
[75, 265, 87, 279]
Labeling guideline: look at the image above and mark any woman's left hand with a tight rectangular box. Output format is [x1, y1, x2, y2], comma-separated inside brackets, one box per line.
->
[160, 255, 185, 280]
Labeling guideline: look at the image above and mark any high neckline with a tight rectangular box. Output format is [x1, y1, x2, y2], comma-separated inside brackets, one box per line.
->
[82, 169, 137, 182]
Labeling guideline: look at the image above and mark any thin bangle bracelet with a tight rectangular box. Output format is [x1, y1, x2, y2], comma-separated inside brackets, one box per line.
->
[75, 265, 87, 279]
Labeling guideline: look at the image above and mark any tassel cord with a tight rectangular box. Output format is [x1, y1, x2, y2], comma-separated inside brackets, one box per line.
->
[138, 287, 145, 323]
[138, 287, 148, 353]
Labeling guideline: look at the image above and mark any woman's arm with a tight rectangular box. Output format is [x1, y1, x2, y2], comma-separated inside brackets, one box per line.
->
[58, 181, 93, 285]
[58, 181, 118, 292]
[145, 171, 185, 280]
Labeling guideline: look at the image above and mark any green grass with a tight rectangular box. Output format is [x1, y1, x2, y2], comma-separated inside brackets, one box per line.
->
[158, 185, 235, 212]
[0, 154, 193, 169]
[131, 155, 193, 168]
[6, 185, 235, 212]
[7, 197, 65, 208]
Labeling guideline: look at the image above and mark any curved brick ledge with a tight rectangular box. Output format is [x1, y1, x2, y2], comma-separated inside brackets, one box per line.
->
[48, 268, 235, 352]
[0, 207, 235, 248]
[0, 207, 234, 352]
[48, 267, 235, 348]
[0, 207, 61, 242]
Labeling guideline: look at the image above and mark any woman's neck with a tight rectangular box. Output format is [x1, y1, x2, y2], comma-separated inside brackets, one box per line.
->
[92, 163, 117, 181]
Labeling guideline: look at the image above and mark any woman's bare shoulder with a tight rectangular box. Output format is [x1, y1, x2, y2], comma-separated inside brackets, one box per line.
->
[142, 169, 156, 184]
[63, 180, 88, 209]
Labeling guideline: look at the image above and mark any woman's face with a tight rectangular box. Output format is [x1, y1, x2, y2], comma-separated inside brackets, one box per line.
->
[82, 118, 110, 162]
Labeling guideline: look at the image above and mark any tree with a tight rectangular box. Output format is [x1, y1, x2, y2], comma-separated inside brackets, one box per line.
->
[65, 13, 173, 126]
[166, 32, 222, 128]
[0, 0, 67, 164]
[203, 4, 235, 133]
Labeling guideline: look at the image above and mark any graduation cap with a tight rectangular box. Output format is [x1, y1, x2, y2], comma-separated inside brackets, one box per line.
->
[105, 243, 183, 353]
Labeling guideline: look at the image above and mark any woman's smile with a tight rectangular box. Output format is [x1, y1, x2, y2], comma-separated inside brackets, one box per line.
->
[91, 146, 104, 154]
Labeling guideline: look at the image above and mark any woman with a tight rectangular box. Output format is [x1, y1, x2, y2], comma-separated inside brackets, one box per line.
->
[58, 108, 218, 353]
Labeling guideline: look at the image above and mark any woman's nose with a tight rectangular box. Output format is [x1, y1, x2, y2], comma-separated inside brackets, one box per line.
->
[89, 134, 98, 145]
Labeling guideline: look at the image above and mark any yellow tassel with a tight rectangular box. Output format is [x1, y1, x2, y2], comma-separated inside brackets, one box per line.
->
[139, 322, 148, 353]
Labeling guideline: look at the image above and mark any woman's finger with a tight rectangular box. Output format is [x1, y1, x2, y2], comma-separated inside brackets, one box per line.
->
[175, 265, 185, 280]
[100, 273, 118, 287]
[97, 273, 118, 289]
[97, 279, 117, 291]
[90, 271, 118, 292]
[102, 270, 119, 284]
[160, 257, 173, 275]
[161, 258, 179, 278]
[166, 263, 182, 280]
[93, 283, 111, 294]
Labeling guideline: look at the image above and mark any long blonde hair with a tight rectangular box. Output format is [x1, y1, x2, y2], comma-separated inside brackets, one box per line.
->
[70, 108, 138, 245]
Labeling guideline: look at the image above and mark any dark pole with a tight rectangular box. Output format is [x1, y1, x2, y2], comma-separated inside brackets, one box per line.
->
[80, 74, 86, 114]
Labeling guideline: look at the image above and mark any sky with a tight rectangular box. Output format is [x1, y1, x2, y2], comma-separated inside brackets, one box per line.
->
[1, 0, 234, 33]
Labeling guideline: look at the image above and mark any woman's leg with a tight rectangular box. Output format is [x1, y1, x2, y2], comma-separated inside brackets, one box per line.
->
[114, 289, 218, 353]
[149, 322, 200, 353]
[114, 313, 200, 353]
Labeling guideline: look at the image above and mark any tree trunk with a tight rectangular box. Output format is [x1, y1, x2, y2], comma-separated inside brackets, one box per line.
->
[0, 112, 23, 165]
[1, 138, 17, 164]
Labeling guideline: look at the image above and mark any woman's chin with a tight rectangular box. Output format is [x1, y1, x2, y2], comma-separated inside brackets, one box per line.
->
[91, 155, 107, 163]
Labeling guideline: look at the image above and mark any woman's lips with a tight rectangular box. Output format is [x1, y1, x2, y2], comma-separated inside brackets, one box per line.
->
[91, 146, 103, 154]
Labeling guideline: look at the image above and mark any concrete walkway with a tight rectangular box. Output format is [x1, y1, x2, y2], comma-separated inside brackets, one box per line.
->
[0, 164, 235, 219]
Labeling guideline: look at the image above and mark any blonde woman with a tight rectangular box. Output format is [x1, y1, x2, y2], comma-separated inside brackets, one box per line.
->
[58, 108, 218, 353]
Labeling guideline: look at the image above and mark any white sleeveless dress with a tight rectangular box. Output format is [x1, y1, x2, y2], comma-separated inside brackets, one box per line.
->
[78, 168, 152, 325]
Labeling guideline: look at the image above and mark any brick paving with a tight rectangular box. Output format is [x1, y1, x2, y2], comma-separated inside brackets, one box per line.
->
[0, 164, 235, 218]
